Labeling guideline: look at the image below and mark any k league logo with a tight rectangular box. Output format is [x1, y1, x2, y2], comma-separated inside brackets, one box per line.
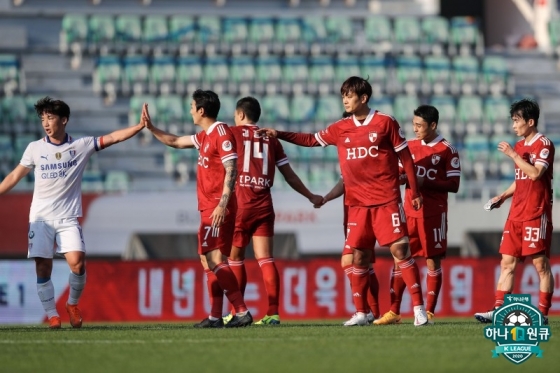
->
[483, 294, 551, 364]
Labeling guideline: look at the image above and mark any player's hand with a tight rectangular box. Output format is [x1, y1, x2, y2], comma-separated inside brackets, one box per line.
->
[142, 103, 154, 131]
[484, 195, 504, 210]
[309, 194, 324, 207]
[411, 195, 423, 210]
[256, 128, 277, 138]
[210, 205, 227, 227]
[497, 141, 516, 158]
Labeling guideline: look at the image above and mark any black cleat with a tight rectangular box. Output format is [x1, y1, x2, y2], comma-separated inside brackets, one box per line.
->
[543, 316, 549, 325]
[224, 311, 253, 328]
[194, 317, 224, 328]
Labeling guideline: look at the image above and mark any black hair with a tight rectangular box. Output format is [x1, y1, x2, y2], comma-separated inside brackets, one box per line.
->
[34, 96, 70, 120]
[340, 76, 373, 102]
[510, 98, 539, 128]
[192, 89, 220, 119]
[413, 105, 439, 126]
[236, 96, 261, 123]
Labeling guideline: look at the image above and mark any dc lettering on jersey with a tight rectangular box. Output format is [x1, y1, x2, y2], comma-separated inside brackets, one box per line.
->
[346, 146, 379, 159]
[416, 165, 437, 180]
[198, 155, 209, 168]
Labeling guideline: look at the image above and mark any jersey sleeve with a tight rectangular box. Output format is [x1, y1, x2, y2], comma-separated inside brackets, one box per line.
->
[535, 137, 555, 170]
[445, 144, 461, 178]
[20, 142, 35, 168]
[83, 136, 102, 155]
[273, 138, 289, 166]
[315, 122, 340, 147]
[386, 116, 408, 152]
[216, 125, 238, 163]
[191, 132, 204, 150]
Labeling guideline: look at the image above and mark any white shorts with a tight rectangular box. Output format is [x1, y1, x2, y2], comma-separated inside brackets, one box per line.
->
[27, 218, 86, 258]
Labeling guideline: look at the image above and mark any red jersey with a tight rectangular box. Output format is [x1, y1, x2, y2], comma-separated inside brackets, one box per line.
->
[230, 124, 289, 210]
[509, 133, 554, 222]
[315, 109, 408, 207]
[404, 136, 461, 218]
[191, 122, 238, 211]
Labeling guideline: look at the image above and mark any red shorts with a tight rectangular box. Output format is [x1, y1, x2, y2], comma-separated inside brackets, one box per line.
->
[233, 207, 274, 248]
[198, 207, 236, 256]
[407, 213, 447, 258]
[499, 216, 552, 259]
[346, 202, 407, 249]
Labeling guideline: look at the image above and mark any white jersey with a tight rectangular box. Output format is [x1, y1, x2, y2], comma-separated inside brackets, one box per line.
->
[20, 134, 103, 221]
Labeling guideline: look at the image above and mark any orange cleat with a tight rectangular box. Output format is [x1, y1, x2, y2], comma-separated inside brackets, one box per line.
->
[48, 316, 61, 329]
[66, 303, 83, 328]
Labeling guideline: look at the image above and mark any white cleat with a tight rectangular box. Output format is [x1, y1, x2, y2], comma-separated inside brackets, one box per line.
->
[366, 311, 374, 324]
[413, 305, 429, 327]
[474, 310, 494, 324]
[343, 312, 369, 326]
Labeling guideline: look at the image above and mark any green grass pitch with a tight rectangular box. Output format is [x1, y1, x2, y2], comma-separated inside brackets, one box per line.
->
[0, 318, 558, 373]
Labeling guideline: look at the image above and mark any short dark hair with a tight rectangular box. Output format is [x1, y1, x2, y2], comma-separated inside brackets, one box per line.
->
[413, 105, 439, 126]
[340, 76, 373, 102]
[510, 98, 539, 127]
[236, 96, 261, 123]
[192, 89, 220, 119]
[34, 96, 70, 120]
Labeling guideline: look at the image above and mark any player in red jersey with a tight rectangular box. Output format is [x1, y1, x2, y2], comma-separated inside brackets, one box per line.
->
[374, 105, 461, 325]
[259, 76, 429, 326]
[226, 97, 322, 325]
[143, 89, 252, 328]
[475, 99, 554, 325]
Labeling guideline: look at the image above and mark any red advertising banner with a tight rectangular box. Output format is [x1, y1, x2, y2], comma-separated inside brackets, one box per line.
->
[47, 257, 560, 323]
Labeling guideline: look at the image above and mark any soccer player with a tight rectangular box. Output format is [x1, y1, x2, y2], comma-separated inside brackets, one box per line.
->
[226, 96, 323, 325]
[0, 97, 146, 329]
[258, 76, 429, 326]
[317, 178, 380, 325]
[475, 99, 554, 325]
[143, 89, 252, 328]
[374, 105, 461, 325]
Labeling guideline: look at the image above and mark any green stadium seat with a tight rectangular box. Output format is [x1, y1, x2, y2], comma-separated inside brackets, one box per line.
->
[129, 95, 157, 126]
[61, 14, 88, 45]
[463, 134, 490, 162]
[325, 16, 353, 42]
[395, 55, 423, 93]
[0, 134, 13, 161]
[301, 16, 328, 43]
[216, 94, 237, 124]
[334, 55, 361, 83]
[309, 164, 338, 188]
[176, 56, 203, 91]
[229, 56, 255, 84]
[281, 141, 300, 162]
[370, 96, 394, 116]
[115, 15, 142, 42]
[2, 95, 28, 126]
[452, 55, 479, 86]
[24, 94, 43, 125]
[275, 18, 301, 43]
[324, 145, 339, 162]
[484, 96, 511, 134]
[309, 56, 335, 85]
[143, 15, 168, 43]
[249, 18, 275, 44]
[88, 15, 115, 46]
[424, 55, 451, 93]
[13, 133, 37, 161]
[282, 56, 309, 84]
[393, 95, 419, 125]
[255, 56, 282, 84]
[197, 15, 221, 43]
[290, 95, 315, 124]
[548, 18, 560, 53]
[421, 16, 449, 45]
[262, 95, 290, 124]
[394, 16, 421, 45]
[0, 54, 19, 85]
[363, 15, 392, 45]
[489, 133, 516, 160]
[361, 55, 389, 86]
[156, 95, 184, 128]
[202, 56, 229, 86]
[222, 17, 248, 43]
[429, 95, 456, 124]
[122, 55, 149, 95]
[169, 15, 196, 43]
[457, 95, 483, 134]
[149, 56, 176, 94]
[450, 16, 480, 47]
[315, 94, 342, 124]
[93, 55, 121, 92]
[81, 170, 104, 193]
[104, 170, 130, 193]
[482, 56, 508, 93]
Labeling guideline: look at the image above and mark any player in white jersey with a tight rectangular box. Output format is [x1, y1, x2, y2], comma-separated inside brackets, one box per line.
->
[0, 97, 146, 329]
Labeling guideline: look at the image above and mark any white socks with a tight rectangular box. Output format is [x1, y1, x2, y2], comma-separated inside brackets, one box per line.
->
[37, 280, 58, 319]
[68, 271, 86, 305]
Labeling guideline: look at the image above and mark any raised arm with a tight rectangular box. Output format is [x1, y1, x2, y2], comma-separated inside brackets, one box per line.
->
[0, 165, 31, 195]
[256, 128, 320, 147]
[498, 141, 547, 181]
[210, 158, 237, 227]
[143, 104, 195, 149]
[278, 163, 323, 205]
[100, 103, 146, 148]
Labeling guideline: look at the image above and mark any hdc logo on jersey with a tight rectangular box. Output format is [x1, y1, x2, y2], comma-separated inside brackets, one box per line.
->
[346, 146, 379, 159]
[416, 166, 437, 180]
[198, 155, 209, 168]
[369, 132, 377, 143]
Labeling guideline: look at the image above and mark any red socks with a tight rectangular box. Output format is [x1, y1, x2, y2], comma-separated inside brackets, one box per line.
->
[538, 291, 553, 316]
[396, 257, 424, 307]
[213, 263, 247, 314]
[227, 259, 247, 296]
[204, 269, 224, 319]
[351, 265, 369, 313]
[258, 257, 280, 316]
[426, 268, 442, 314]
[390, 269, 406, 314]
[368, 268, 380, 318]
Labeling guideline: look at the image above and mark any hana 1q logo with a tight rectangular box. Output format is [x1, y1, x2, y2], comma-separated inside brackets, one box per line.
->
[484, 294, 551, 365]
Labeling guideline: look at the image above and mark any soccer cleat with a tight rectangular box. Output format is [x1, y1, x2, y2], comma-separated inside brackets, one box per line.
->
[255, 314, 280, 325]
[225, 311, 253, 328]
[427, 311, 435, 324]
[366, 311, 374, 324]
[373, 311, 402, 325]
[223, 313, 233, 325]
[48, 316, 61, 329]
[413, 305, 429, 326]
[194, 317, 224, 328]
[474, 310, 494, 324]
[65, 303, 83, 328]
[543, 316, 549, 325]
[343, 312, 369, 326]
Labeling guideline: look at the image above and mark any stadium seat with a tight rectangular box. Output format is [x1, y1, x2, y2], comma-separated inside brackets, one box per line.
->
[149, 56, 176, 94]
[197, 15, 221, 43]
[457, 95, 483, 134]
[315, 94, 342, 124]
[282, 56, 308, 93]
[169, 15, 196, 43]
[255, 56, 282, 85]
[463, 133, 490, 163]
[2, 95, 29, 129]
[0, 54, 19, 86]
[370, 96, 394, 116]
[301, 16, 328, 43]
[121, 55, 149, 95]
[289, 94, 315, 124]
[482, 56, 509, 94]
[261, 95, 290, 124]
[88, 15, 115, 53]
[363, 15, 392, 53]
[275, 18, 301, 43]
[24, 94, 43, 125]
[175, 56, 203, 94]
[93, 55, 121, 95]
[424, 55, 451, 94]
[60, 14, 88, 53]
[361, 55, 389, 88]
[143, 15, 169, 43]
[483, 96, 511, 134]
[156, 95, 184, 129]
[334, 55, 361, 84]
[104, 170, 130, 193]
[13, 133, 37, 162]
[216, 93, 236, 124]
[421, 16, 449, 45]
[325, 16, 353, 43]
[394, 16, 421, 50]
[115, 15, 142, 43]
[203, 56, 229, 86]
[393, 95, 418, 125]
[452, 55, 479, 94]
[229, 56, 256, 86]
[489, 133, 516, 161]
[449, 16, 481, 54]
[0, 134, 13, 162]
[222, 17, 249, 44]
[308, 56, 335, 92]
[81, 169, 104, 192]
[430, 95, 457, 124]
[249, 17, 275, 44]
[395, 55, 423, 94]
[548, 18, 560, 55]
